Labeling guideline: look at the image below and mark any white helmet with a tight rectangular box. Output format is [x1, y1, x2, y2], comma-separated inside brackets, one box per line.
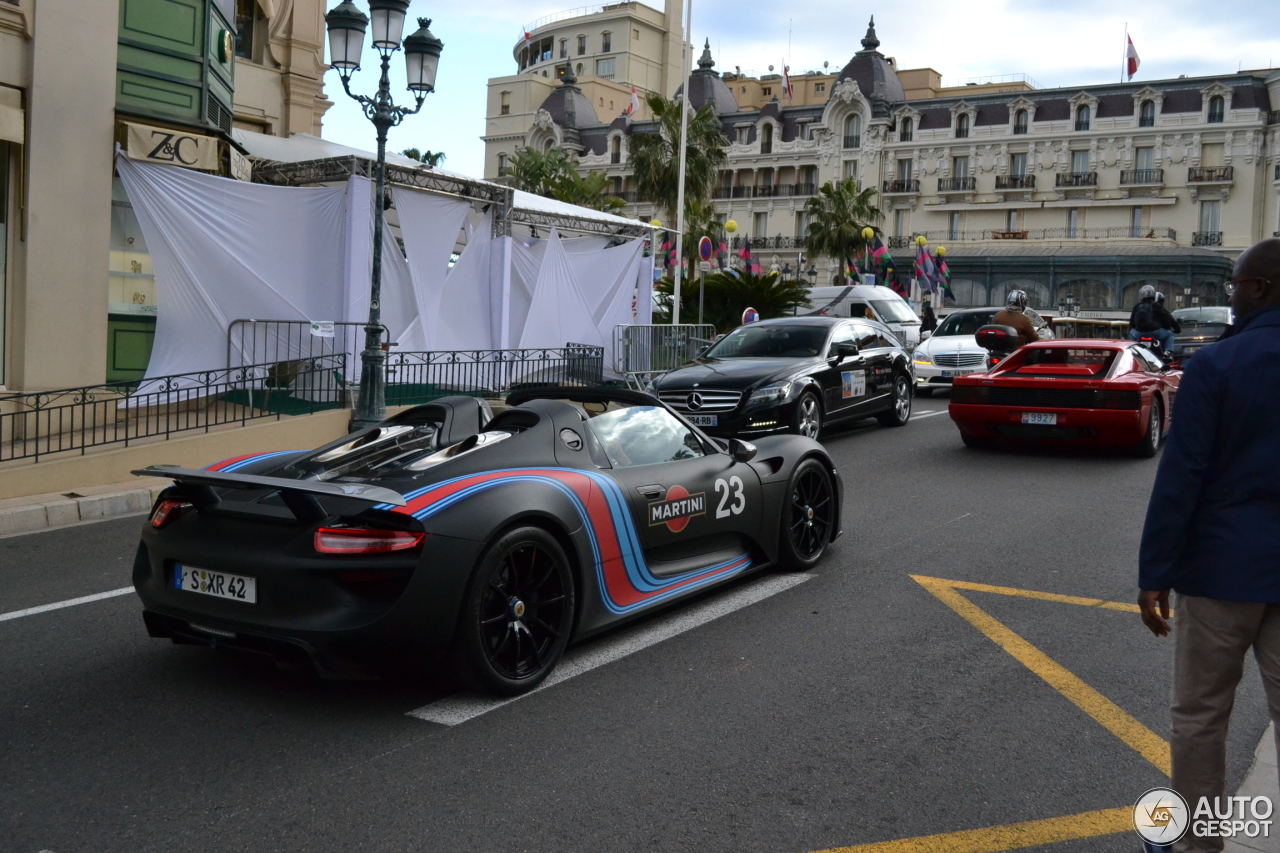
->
[1005, 290, 1028, 312]
[1139, 284, 1157, 301]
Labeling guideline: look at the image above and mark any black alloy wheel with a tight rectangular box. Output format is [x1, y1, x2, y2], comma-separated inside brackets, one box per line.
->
[455, 526, 574, 695]
[777, 458, 834, 571]
[1133, 397, 1163, 459]
[876, 373, 913, 427]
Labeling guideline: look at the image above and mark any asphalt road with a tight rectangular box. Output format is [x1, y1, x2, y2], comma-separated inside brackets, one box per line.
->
[2, 399, 1270, 853]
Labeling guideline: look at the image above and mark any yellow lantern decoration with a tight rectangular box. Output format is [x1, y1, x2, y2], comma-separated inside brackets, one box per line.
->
[915, 235, 928, 248]
[725, 219, 738, 233]
[650, 219, 662, 228]
[936, 246, 947, 258]
[861, 226, 875, 241]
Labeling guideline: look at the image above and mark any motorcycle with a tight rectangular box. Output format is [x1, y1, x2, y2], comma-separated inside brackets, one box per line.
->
[974, 324, 1022, 371]
[1134, 333, 1175, 366]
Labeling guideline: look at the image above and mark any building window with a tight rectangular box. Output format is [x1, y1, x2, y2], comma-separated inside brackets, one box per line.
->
[497, 153, 507, 174]
[953, 156, 970, 178]
[1075, 105, 1091, 131]
[900, 117, 913, 142]
[559, 39, 567, 59]
[1007, 210, 1020, 232]
[955, 113, 969, 139]
[1139, 100, 1155, 127]
[1066, 207, 1079, 238]
[1014, 109, 1028, 134]
[843, 160, 858, 180]
[1208, 95, 1225, 123]
[500, 91, 510, 115]
[1130, 206, 1144, 238]
[1199, 200, 1221, 234]
[1071, 150, 1090, 175]
[1136, 146, 1154, 172]
[736, 127, 749, 145]
[762, 87, 772, 97]
[948, 211, 960, 241]
[815, 83, 825, 93]
[844, 114, 861, 148]
[753, 211, 768, 238]
[596, 58, 616, 78]
[610, 136, 621, 164]
[795, 210, 808, 238]
[577, 35, 586, 55]
[896, 159, 913, 181]
[760, 123, 773, 154]
[601, 31, 611, 52]
[235, 0, 258, 60]
[894, 209, 907, 237]
[1010, 152, 1027, 177]
[576, 63, 583, 77]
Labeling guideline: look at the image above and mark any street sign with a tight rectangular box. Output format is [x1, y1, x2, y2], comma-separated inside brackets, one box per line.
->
[698, 261, 712, 273]
[698, 236, 713, 262]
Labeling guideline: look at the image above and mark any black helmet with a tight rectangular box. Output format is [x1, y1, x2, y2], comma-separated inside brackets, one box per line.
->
[1005, 290, 1028, 312]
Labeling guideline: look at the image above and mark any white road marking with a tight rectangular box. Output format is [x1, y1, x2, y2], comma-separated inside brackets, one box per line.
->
[408, 573, 812, 726]
[0, 587, 134, 623]
[911, 410, 946, 420]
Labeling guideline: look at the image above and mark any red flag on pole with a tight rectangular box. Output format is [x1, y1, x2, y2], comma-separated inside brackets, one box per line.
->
[1126, 35, 1140, 80]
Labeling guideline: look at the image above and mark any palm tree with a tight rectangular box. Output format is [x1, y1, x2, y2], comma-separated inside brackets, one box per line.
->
[803, 178, 883, 275]
[401, 148, 447, 167]
[627, 92, 728, 223]
[655, 270, 810, 332]
[678, 199, 725, 267]
[501, 146, 573, 195]
[549, 169, 627, 213]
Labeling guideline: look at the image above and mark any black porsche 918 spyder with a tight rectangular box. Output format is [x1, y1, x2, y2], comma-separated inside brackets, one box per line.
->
[132, 387, 843, 695]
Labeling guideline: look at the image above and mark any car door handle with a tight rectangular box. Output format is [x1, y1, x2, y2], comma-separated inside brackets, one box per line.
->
[637, 485, 666, 499]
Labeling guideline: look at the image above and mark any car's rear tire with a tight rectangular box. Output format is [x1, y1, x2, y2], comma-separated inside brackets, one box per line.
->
[453, 526, 575, 696]
[789, 391, 822, 439]
[777, 459, 835, 571]
[876, 373, 913, 427]
[1133, 397, 1163, 458]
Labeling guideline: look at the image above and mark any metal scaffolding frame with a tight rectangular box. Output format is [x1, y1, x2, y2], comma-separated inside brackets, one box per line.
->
[250, 156, 649, 240]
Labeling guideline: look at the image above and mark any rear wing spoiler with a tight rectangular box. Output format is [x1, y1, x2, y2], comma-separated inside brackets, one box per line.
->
[132, 465, 406, 523]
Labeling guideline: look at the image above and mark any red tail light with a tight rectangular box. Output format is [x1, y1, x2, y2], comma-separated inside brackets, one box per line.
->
[150, 499, 191, 529]
[314, 527, 425, 555]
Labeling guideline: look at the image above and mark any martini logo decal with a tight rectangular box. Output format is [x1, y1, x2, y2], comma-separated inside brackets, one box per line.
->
[648, 485, 705, 532]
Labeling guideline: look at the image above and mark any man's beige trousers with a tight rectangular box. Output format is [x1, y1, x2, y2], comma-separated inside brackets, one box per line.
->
[1173, 594, 1280, 853]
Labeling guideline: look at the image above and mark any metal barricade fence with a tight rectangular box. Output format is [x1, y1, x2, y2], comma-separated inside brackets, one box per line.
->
[227, 319, 387, 384]
[384, 345, 605, 406]
[0, 355, 346, 463]
[614, 324, 717, 387]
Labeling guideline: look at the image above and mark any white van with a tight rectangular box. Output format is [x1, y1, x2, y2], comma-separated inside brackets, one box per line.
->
[802, 284, 922, 348]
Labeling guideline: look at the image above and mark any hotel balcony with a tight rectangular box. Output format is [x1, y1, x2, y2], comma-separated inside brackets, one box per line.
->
[1191, 231, 1223, 247]
[1188, 166, 1233, 183]
[915, 227, 1177, 245]
[1056, 172, 1098, 188]
[994, 173, 1035, 202]
[843, 135, 861, 149]
[937, 176, 976, 193]
[1120, 169, 1164, 185]
[882, 179, 920, 195]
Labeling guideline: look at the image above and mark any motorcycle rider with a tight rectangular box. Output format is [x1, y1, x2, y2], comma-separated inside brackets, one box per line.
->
[992, 290, 1040, 347]
[1128, 285, 1181, 355]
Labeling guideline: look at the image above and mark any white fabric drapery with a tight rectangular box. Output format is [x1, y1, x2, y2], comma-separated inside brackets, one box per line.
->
[393, 186, 474, 351]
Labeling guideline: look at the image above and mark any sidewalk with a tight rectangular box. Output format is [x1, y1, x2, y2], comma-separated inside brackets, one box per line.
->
[0, 477, 167, 535]
[1227, 724, 1280, 853]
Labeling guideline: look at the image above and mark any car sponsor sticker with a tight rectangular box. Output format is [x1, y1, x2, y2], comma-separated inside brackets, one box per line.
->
[841, 371, 866, 398]
[648, 485, 706, 532]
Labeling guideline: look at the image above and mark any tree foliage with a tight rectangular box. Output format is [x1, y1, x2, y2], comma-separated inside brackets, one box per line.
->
[803, 178, 883, 269]
[627, 92, 728, 223]
[401, 148, 447, 167]
[654, 270, 811, 332]
[500, 146, 625, 213]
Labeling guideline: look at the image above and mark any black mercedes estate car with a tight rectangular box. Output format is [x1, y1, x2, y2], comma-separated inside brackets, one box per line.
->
[650, 316, 914, 439]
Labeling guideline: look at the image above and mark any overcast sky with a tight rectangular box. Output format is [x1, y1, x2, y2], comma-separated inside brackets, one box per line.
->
[320, 0, 1280, 178]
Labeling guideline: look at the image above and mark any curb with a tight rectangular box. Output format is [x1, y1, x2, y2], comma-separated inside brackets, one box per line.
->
[0, 482, 169, 536]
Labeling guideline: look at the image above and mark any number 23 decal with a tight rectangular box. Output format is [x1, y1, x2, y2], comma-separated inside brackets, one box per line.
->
[714, 476, 746, 518]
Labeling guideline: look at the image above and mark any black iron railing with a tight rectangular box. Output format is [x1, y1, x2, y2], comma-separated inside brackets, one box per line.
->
[1268, 110, 1280, 125]
[995, 175, 1034, 189]
[843, 134, 861, 149]
[899, 130, 913, 142]
[938, 176, 976, 192]
[383, 345, 604, 406]
[729, 236, 807, 249]
[1056, 172, 1098, 187]
[0, 357, 347, 463]
[1188, 167, 1233, 182]
[887, 236, 917, 249]
[1139, 115, 1156, 127]
[1192, 231, 1223, 246]
[714, 184, 816, 199]
[227, 319, 384, 377]
[883, 179, 920, 194]
[1075, 120, 1090, 131]
[955, 127, 969, 139]
[914, 227, 1177, 242]
[1013, 122, 1028, 135]
[1121, 169, 1164, 184]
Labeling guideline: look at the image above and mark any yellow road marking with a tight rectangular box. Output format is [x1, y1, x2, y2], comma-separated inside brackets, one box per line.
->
[913, 575, 1148, 614]
[911, 574, 1170, 776]
[809, 807, 1132, 853]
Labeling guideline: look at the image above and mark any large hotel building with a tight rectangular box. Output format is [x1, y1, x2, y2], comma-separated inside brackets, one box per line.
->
[484, 3, 1280, 312]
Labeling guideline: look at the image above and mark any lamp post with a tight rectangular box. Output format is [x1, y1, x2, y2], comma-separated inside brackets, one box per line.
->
[807, 265, 818, 286]
[326, 0, 443, 429]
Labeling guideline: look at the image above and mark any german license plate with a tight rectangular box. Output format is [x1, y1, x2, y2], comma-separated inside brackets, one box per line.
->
[941, 369, 978, 378]
[175, 564, 257, 603]
[686, 414, 718, 427]
[1021, 412, 1058, 425]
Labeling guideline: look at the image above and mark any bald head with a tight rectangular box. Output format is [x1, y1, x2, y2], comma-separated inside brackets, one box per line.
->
[1230, 238, 1280, 320]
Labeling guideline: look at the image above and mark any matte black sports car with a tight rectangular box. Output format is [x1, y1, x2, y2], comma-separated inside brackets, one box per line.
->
[650, 316, 914, 439]
[132, 388, 842, 695]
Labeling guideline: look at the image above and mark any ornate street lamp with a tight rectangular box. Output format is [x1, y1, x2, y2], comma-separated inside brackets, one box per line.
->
[326, 2, 443, 428]
[807, 265, 818, 285]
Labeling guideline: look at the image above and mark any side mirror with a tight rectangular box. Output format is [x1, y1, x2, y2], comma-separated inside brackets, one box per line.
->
[921, 331, 932, 341]
[833, 341, 859, 359]
[728, 438, 757, 463]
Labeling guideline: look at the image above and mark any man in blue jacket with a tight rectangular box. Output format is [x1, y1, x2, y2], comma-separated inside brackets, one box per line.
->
[1139, 237, 1280, 853]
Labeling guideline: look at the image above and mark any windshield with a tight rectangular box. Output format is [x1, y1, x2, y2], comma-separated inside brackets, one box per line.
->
[935, 310, 997, 337]
[702, 324, 829, 359]
[1000, 346, 1118, 377]
[869, 299, 919, 324]
[1173, 307, 1232, 327]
